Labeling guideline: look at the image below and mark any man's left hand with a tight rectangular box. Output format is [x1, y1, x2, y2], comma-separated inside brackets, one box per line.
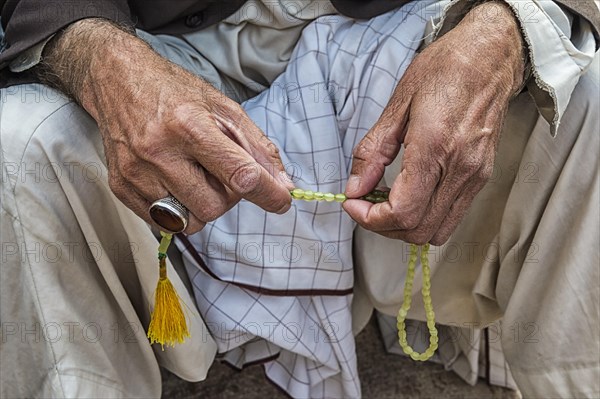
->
[344, 1, 525, 245]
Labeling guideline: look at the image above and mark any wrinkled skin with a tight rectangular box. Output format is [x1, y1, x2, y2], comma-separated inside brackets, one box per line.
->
[344, 1, 525, 245]
[41, 19, 293, 234]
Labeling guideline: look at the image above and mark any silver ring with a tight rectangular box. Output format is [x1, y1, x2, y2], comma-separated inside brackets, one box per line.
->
[149, 196, 189, 234]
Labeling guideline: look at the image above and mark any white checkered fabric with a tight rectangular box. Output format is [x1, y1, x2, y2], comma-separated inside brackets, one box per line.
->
[175, 2, 514, 397]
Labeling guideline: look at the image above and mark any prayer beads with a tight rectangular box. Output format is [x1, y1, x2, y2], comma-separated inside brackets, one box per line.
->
[290, 188, 389, 204]
[290, 187, 437, 361]
[396, 243, 438, 361]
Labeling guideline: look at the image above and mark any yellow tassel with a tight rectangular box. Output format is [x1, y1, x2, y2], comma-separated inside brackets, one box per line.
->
[147, 232, 190, 350]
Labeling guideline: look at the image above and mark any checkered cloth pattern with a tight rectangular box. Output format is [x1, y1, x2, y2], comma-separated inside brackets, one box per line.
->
[175, 1, 515, 397]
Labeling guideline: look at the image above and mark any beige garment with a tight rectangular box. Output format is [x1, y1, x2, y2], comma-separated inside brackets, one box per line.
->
[353, 54, 600, 398]
[182, 0, 336, 92]
[1, 1, 597, 398]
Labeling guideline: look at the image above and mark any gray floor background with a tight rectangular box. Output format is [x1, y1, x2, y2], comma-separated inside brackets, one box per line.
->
[161, 316, 519, 398]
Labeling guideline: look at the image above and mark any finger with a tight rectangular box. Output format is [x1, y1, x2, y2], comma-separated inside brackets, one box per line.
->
[108, 173, 154, 224]
[187, 123, 292, 214]
[343, 142, 443, 233]
[118, 160, 170, 203]
[430, 178, 487, 246]
[345, 105, 410, 199]
[131, 173, 207, 235]
[114, 156, 208, 232]
[343, 199, 391, 230]
[159, 159, 239, 224]
[213, 110, 294, 190]
[361, 167, 486, 245]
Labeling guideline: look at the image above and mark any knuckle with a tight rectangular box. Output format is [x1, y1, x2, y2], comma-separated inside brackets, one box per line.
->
[428, 135, 452, 162]
[430, 233, 450, 247]
[456, 155, 484, 177]
[130, 130, 167, 162]
[197, 202, 228, 222]
[407, 230, 431, 246]
[353, 135, 377, 161]
[260, 135, 280, 158]
[108, 174, 127, 197]
[228, 162, 261, 195]
[133, 141, 163, 162]
[477, 162, 494, 181]
[393, 208, 420, 230]
[399, 215, 420, 230]
[359, 218, 378, 232]
[119, 160, 141, 182]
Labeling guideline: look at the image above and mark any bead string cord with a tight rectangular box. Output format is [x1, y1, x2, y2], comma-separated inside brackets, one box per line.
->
[290, 188, 438, 361]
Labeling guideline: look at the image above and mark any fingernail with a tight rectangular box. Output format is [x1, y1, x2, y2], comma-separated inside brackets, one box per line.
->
[346, 175, 361, 195]
[278, 171, 295, 190]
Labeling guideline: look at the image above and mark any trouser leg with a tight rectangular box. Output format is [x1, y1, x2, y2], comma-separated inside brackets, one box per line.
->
[0, 86, 162, 397]
[496, 56, 600, 399]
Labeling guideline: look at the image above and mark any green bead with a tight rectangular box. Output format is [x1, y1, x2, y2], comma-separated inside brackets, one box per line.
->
[427, 320, 436, 330]
[303, 190, 314, 200]
[314, 192, 324, 200]
[291, 188, 304, 199]
[410, 352, 420, 361]
[324, 193, 335, 202]
[334, 193, 347, 203]
[398, 308, 408, 318]
[364, 194, 376, 202]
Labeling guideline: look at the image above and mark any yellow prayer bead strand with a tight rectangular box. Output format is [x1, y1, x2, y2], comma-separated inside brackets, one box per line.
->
[290, 188, 389, 204]
[290, 187, 437, 361]
[396, 243, 438, 361]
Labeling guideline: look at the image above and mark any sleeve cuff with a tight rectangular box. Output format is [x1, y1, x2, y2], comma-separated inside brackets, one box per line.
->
[8, 35, 54, 73]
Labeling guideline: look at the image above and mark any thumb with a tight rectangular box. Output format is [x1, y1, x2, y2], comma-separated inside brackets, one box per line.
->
[346, 96, 411, 198]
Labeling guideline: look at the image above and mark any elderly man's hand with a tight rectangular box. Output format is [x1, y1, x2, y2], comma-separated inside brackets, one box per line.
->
[40, 19, 293, 234]
[344, 1, 525, 245]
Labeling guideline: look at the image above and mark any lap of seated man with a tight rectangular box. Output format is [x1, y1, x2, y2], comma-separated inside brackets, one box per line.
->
[1, 0, 598, 398]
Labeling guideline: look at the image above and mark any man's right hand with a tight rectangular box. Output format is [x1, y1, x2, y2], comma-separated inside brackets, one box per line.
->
[40, 19, 293, 234]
